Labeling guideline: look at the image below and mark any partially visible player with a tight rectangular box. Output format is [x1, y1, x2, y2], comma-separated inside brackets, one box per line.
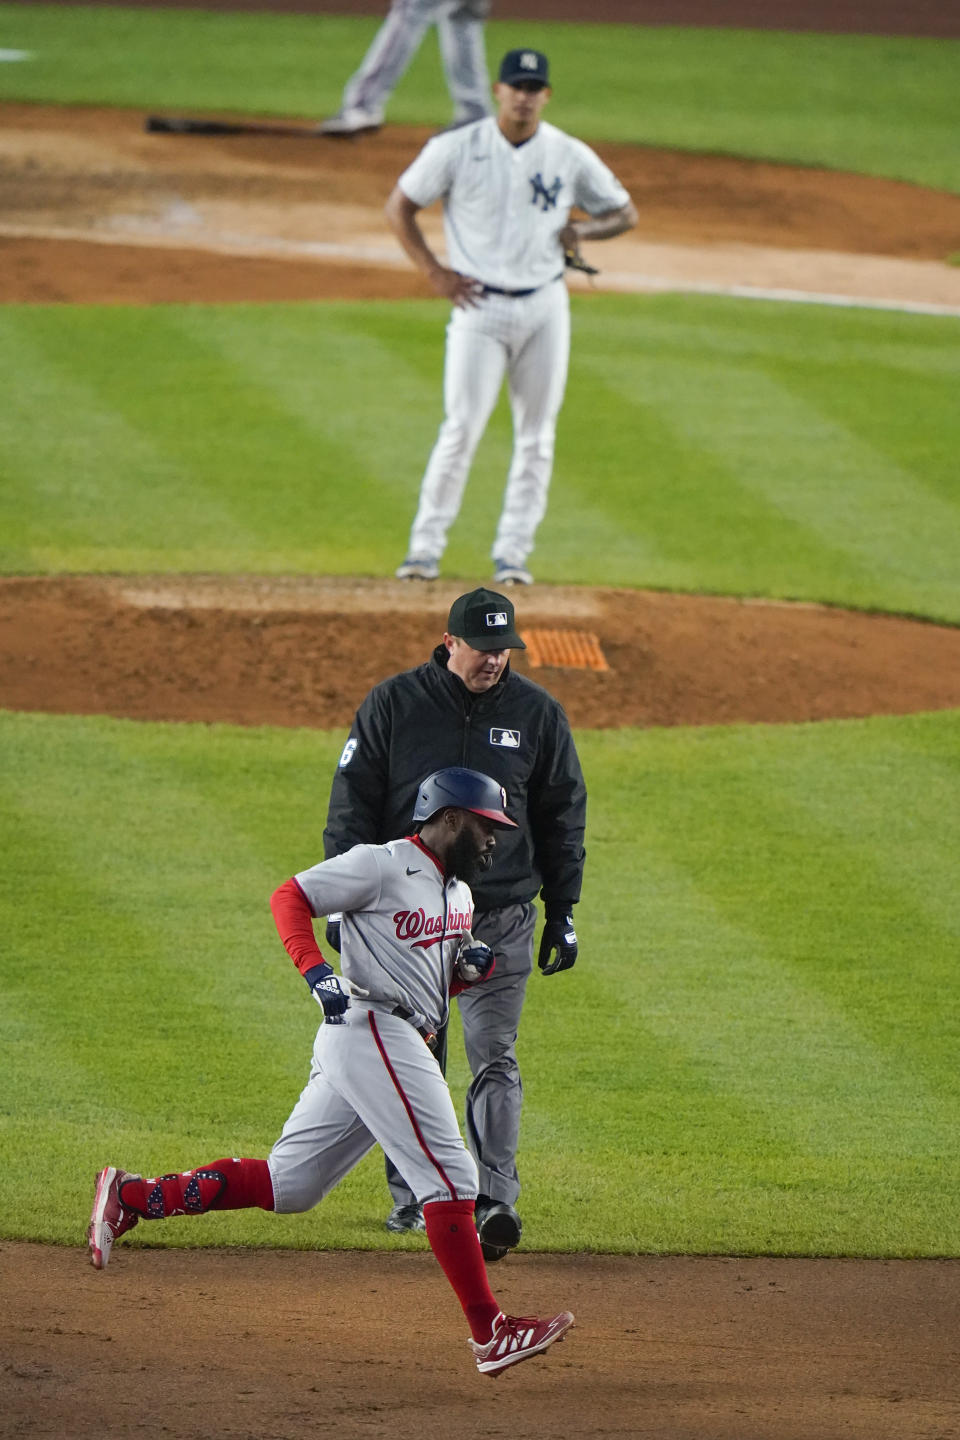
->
[85, 767, 574, 1379]
[320, 0, 492, 137]
[386, 46, 637, 585]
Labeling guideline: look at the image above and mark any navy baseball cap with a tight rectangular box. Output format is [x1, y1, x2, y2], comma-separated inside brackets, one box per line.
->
[498, 48, 550, 88]
[447, 588, 526, 651]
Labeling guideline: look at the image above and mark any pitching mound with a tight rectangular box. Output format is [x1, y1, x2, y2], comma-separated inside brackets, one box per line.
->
[2, 573, 960, 729]
[2, 102, 960, 310]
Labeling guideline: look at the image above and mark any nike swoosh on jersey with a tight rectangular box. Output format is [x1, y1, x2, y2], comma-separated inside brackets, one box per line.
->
[406, 867, 421, 876]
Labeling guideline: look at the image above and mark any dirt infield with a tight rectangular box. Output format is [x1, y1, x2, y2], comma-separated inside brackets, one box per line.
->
[3, 573, 960, 730]
[3, 102, 960, 310]
[4, 1, 960, 1433]
[4, 1243, 960, 1440]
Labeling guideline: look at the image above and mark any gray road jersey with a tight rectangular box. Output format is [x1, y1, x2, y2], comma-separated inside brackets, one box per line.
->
[294, 837, 473, 1032]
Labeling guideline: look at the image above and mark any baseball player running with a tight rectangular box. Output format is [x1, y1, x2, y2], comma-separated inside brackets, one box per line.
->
[86, 767, 574, 1378]
[320, 0, 492, 137]
[388, 46, 637, 586]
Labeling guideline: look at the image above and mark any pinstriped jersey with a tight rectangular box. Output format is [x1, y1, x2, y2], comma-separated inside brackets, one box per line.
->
[397, 116, 631, 292]
[294, 835, 473, 1032]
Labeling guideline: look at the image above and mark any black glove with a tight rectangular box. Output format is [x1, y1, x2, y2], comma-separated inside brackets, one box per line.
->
[538, 912, 578, 975]
[563, 248, 599, 277]
[303, 961, 349, 1023]
[324, 917, 342, 954]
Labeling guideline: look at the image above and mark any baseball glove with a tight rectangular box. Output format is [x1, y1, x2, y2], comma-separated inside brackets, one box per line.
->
[564, 248, 600, 278]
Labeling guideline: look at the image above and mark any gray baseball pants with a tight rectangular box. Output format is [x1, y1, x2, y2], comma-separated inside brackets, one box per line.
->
[387, 900, 536, 1208]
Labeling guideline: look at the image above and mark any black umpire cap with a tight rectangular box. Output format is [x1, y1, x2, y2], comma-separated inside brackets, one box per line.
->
[447, 588, 526, 650]
[498, 48, 550, 87]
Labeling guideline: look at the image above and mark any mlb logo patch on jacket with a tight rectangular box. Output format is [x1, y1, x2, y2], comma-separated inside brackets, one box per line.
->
[490, 728, 521, 748]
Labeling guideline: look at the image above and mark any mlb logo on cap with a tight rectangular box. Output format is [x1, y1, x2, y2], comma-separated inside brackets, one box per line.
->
[447, 588, 526, 651]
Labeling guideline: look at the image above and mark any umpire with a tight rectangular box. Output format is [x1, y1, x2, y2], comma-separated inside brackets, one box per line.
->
[323, 586, 586, 1259]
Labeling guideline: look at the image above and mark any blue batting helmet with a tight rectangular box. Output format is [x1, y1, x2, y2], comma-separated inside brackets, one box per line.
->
[412, 767, 517, 828]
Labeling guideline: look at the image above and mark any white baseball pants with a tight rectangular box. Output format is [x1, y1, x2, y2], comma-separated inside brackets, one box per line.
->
[342, 0, 492, 124]
[405, 279, 571, 568]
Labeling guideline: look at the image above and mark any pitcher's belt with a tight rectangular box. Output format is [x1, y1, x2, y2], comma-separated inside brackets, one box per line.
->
[481, 272, 564, 298]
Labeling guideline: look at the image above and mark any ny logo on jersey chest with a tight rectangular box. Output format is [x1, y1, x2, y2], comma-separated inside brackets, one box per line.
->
[530, 172, 562, 211]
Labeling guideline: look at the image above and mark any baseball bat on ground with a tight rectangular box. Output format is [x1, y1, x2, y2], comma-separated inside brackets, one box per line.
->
[144, 115, 323, 138]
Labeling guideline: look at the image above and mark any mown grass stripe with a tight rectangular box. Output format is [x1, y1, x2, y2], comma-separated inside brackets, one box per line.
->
[0, 314, 230, 567]
[580, 717, 960, 1078]
[577, 314, 959, 616]
[3, 296, 957, 614]
[767, 358, 960, 510]
[5, 307, 392, 560]
[3, 709, 959, 1254]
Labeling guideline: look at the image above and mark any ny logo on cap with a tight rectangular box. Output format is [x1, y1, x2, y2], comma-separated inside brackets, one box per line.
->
[485, 610, 508, 628]
[520, 51, 539, 70]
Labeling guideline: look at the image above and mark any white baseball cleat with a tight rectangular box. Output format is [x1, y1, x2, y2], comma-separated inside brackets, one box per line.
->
[87, 1165, 140, 1269]
[469, 1310, 575, 1376]
[317, 106, 384, 137]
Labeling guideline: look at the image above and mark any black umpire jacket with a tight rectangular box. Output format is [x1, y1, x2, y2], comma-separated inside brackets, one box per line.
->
[324, 645, 586, 916]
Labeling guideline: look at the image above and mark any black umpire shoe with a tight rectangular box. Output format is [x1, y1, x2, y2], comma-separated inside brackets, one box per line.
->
[385, 1202, 425, 1234]
[475, 1195, 522, 1262]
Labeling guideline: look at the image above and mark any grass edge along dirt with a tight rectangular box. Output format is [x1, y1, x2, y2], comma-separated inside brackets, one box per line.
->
[0, 5, 958, 191]
[2, 293, 958, 624]
[1, 706, 959, 1257]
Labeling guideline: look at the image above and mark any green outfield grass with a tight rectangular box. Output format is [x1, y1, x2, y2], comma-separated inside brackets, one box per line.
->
[2, 294, 958, 621]
[1, 706, 958, 1256]
[3, 2, 959, 1266]
[1, 5, 958, 191]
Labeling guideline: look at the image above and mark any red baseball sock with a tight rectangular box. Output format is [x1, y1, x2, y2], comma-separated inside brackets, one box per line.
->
[423, 1198, 502, 1343]
[118, 1158, 275, 1218]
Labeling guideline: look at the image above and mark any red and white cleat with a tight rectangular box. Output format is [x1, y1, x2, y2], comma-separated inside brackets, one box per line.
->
[87, 1165, 140, 1269]
[469, 1310, 574, 1376]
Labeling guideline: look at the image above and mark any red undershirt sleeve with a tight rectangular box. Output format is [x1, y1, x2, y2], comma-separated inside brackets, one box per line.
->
[270, 877, 326, 977]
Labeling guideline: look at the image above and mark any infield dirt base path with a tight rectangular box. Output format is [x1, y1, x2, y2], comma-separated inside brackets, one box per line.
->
[4, 1244, 959, 1440]
[2, 101, 959, 310]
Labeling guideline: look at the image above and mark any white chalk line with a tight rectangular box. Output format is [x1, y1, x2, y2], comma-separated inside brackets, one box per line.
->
[594, 270, 960, 318]
[2, 219, 959, 319]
